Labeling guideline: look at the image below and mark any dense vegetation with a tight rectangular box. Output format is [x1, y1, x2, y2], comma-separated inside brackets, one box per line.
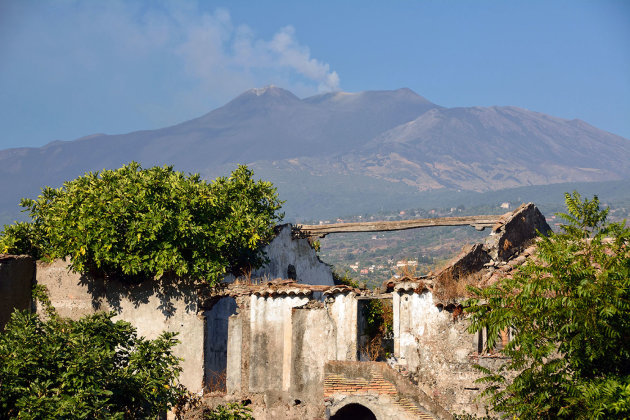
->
[0, 162, 283, 284]
[0, 287, 186, 419]
[466, 192, 630, 419]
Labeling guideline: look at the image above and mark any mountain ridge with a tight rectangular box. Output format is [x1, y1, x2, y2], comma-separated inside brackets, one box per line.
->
[0, 86, 628, 222]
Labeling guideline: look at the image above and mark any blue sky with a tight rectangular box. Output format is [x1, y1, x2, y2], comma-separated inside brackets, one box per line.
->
[1, 0, 628, 149]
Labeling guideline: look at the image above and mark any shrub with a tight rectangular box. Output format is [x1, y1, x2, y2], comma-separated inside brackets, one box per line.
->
[0, 288, 186, 419]
[204, 402, 253, 419]
[332, 270, 359, 288]
[466, 192, 630, 419]
[0, 163, 283, 284]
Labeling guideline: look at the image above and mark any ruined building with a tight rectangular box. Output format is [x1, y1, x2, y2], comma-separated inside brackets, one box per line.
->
[0, 203, 550, 419]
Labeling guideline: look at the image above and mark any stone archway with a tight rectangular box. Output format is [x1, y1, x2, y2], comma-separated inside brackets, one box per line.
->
[330, 403, 377, 420]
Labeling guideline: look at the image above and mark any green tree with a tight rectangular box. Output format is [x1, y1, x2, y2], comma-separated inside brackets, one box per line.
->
[0, 163, 283, 284]
[0, 288, 186, 419]
[466, 192, 630, 419]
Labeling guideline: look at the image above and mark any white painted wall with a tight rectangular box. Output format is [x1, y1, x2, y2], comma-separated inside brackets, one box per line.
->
[252, 225, 334, 285]
[394, 289, 442, 372]
[327, 292, 358, 361]
[248, 294, 310, 392]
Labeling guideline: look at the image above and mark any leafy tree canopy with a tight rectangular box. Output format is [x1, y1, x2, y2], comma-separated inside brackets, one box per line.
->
[0, 287, 186, 419]
[466, 192, 630, 419]
[0, 162, 283, 284]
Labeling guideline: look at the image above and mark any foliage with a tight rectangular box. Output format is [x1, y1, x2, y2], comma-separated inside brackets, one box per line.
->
[465, 191, 630, 419]
[204, 402, 253, 420]
[0, 162, 283, 284]
[361, 297, 394, 361]
[363, 298, 393, 339]
[332, 271, 394, 360]
[0, 289, 186, 419]
[332, 270, 359, 288]
[0, 221, 41, 258]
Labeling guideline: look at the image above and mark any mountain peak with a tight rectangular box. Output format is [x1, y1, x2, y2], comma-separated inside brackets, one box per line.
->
[250, 85, 279, 95]
[241, 85, 299, 100]
[212, 86, 302, 116]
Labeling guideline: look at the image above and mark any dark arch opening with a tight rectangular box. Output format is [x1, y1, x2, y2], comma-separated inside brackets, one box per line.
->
[330, 403, 377, 420]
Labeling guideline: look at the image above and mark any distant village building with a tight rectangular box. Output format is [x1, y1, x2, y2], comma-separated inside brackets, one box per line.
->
[396, 260, 418, 268]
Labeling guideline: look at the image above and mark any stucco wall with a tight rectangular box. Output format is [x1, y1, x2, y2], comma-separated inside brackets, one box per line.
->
[226, 313, 244, 394]
[327, 292, 358, 361]
[0, 255, 35, 330]
[228, 290, 359, 406]
[252, 224, 334, 285]
[248, 293, 310, 392]
[290, 307, 335, 400]
[35, 259, 205, 394]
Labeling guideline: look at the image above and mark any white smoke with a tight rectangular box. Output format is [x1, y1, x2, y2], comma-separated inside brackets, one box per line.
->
[0, 1, 342, 141]
[175, 8, 340, 94]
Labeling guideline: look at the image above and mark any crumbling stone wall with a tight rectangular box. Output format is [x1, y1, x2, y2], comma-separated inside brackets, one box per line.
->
[252, 224, 334, 285]
[485, 202, 551, 262]
[249, 293, 311, 392]
[223, 285, 362, 419]
[324, 361, 449, 420]
[393, 280, 505, 416]
[34, 259, 205, 394]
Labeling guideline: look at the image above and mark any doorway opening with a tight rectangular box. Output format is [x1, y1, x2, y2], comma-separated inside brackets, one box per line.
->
[330, 403, 377, 420]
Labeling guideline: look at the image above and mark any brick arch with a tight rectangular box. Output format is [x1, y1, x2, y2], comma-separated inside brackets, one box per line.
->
[328, 395, 386, 419]
[324, 362, 441, 419]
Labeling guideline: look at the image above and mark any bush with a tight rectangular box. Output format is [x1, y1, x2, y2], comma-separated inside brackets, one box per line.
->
[0, 288, 186, 419]
[205, 402, 253, 419]
[466, 192, 630, 419]
[0, 163, 283, 284]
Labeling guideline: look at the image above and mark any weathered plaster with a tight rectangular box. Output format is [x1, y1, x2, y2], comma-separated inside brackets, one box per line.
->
[393, 282, 502, 415]
[252, 224, 334, 285]
[248, 294, 310, 392]
[34, 259, 205, 394]
[326, 291, 358, 361]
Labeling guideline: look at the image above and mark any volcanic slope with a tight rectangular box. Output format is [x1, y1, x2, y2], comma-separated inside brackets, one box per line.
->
[336, 105, 630, 191]
[1, 86, 629, 221]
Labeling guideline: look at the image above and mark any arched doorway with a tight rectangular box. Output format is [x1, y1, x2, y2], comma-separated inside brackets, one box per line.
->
[330, 403, 377, 420]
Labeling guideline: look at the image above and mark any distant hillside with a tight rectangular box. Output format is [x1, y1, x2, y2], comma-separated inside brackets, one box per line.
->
[1, 86, 629, 224]
[341, 106, 630, 191]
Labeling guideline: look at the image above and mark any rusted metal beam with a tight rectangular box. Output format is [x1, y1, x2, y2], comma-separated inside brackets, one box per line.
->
[296, 214, 505, 237]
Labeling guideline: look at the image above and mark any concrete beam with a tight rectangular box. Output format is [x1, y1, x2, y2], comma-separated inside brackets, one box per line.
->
[296, 214, 505, 237]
